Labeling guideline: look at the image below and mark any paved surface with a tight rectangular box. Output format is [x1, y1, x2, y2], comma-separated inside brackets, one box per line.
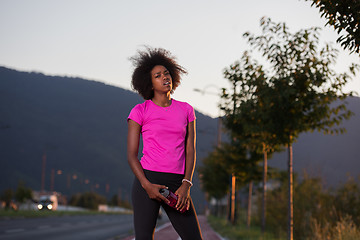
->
[121, 215, 225, 240]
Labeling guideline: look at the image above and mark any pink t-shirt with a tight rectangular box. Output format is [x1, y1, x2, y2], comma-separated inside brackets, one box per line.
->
[127, 99, 196, 174]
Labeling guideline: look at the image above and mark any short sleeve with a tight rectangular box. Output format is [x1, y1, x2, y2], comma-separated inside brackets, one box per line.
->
[127, 104, 144, 126]
[187, 103, 196, 123]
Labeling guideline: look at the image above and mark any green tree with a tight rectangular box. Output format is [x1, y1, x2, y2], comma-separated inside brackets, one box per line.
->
[305, 0, 360, 54]
[109, 194, 132, 209]
[217, 140, 263, 224]
[109, 194, 120, 206]
[198, 147, 230, 213]
[0, 189, 14, 210]
[199, 145, 233, 219]
[15, 181, 33, 203]
[69, 192, 107, 210]
[243, 17, 358, 240]
[333, 176, 360, 225]
[222, 51, 281, 231]
[198, 140, 262, 221]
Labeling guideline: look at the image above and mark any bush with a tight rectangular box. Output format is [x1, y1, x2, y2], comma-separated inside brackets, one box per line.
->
[109, 194, 132, 209]
[208, 215, 283, 240]
[333, 176, 360, 226]
[0, 189, 14, 209]
[255, 173, 360, 239]
[307, 215, 360, 240]
[69, 192, 107, 210]
[15, 181, 33, 203]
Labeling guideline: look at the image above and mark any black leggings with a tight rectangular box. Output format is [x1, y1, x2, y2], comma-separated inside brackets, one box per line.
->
[131, 170, 203, 240]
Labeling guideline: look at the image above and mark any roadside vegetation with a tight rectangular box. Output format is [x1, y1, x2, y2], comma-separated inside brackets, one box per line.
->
[201, 4, 360, 239]
[207, 174, 360, 240]
[0, 181, 132, 217]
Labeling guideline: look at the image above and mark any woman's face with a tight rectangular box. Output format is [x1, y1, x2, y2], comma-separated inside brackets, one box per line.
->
[151, 65, 172, 94]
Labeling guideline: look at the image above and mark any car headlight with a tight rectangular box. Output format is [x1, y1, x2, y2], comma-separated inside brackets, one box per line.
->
[47, 204, 53, 210]
[38, 204, 43, 210]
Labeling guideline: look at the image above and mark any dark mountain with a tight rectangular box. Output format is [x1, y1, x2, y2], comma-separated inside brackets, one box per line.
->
[269, 95, 360, 187]
[0, 66, 218, 211]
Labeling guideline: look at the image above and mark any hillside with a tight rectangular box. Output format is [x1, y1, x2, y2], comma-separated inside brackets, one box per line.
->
[0, 66, 218, 210]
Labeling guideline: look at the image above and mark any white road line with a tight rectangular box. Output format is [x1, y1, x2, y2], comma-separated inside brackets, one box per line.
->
[155, 222, 172, 232]
[38, 225, 50, 229]
[216, 231, 227, 240]
[130, 222, 173, 240]
[5, 228, 25, 233]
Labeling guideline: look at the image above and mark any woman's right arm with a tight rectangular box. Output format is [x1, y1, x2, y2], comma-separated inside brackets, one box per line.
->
[127, 119, 169, 202]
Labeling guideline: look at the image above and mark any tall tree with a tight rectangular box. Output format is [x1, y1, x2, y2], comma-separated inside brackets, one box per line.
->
[243, 17, 358, 240]
[0, 189, 14, 210]
[305, 0, 360, 54]
[221, 51, 281, 232]
[217, 140, 263, 224]
[198, 140, 262, 221]
[15, 181, 33, 203]
[198, 148, 230, 202]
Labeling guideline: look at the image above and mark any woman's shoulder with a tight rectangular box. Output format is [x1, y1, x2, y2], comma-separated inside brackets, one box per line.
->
[131, 99, 151, 111]
[128, 100, 152, 124]
[173, 99, 193, 109]
[172, 99, 196, 120]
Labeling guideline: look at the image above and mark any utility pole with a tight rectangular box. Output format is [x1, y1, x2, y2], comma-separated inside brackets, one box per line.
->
[50, 168, 55, 192]
[41, 152, 46, 193]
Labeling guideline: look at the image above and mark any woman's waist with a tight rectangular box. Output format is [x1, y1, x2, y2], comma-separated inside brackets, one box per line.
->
[143, 169, 184, 192]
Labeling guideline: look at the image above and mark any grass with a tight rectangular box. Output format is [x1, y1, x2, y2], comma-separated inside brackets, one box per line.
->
[207, 215, 285, 240]
[0, 209, 128, 219]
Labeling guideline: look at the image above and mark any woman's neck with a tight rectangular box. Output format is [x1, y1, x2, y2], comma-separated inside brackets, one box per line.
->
[152, 94, 172, 107]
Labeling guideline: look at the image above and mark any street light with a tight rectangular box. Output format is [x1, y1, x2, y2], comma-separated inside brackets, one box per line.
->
[193, 85, 222, 146]
[193, 84, 219, 96]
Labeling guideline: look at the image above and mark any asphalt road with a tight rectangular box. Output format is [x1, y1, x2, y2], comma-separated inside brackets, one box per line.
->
[0, 214, 134, 240]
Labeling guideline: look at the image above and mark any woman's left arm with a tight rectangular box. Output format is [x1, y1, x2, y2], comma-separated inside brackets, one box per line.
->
[175, 120, 196, 211]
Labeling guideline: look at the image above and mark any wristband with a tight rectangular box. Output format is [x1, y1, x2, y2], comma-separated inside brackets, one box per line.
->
[182, 179, 193, 186]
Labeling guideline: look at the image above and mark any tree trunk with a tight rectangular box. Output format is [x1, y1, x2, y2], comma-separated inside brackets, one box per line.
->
[288, 143, 293, 240]
[261, 143, 268, 233]
[227, 180, 231, 221]
[247, 180, 253, 228]
[231, 173, 236, 224]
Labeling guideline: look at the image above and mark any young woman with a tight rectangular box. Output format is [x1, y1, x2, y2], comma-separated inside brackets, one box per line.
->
[127, 47, 203, 240]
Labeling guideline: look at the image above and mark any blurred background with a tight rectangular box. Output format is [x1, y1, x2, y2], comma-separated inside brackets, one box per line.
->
[1, 1, 359, 240]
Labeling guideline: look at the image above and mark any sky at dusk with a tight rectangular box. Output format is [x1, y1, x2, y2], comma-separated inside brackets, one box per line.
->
[1, 0, 359, 117]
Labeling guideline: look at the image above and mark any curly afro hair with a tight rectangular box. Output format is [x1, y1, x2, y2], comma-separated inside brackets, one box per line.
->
[130, 47, 187, 100]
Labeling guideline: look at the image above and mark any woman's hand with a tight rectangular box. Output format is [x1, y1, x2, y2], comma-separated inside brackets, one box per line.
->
[142, 182, 169, 203]
[175, 182, 191, 212]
